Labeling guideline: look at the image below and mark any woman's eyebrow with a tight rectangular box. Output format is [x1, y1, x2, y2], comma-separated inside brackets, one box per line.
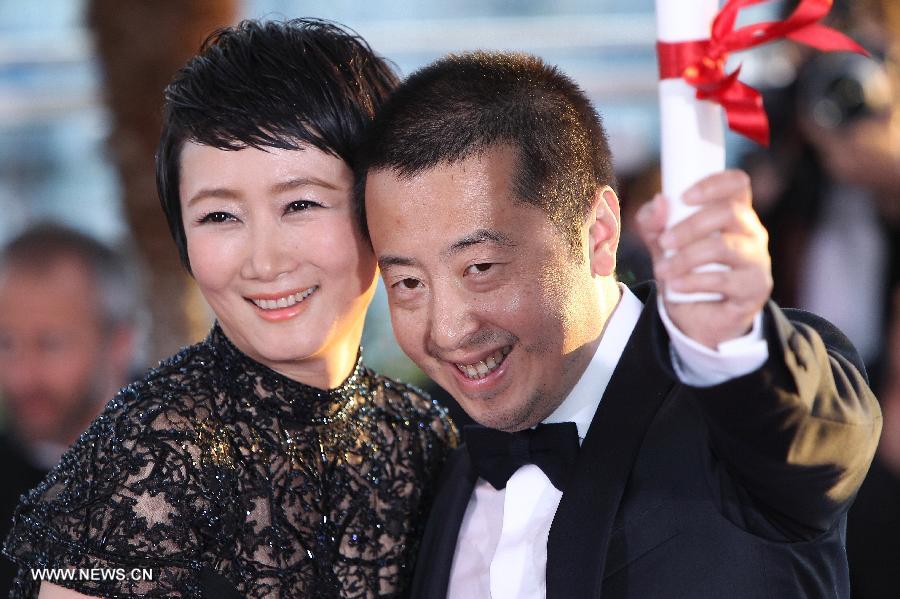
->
[269, 176, 343, 194]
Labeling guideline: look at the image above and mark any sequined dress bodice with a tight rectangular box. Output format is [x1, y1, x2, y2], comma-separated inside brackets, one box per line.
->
[2, 325, 456, 598]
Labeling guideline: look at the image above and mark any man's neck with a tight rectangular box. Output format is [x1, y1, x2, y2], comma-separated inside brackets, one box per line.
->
[543, 282, 643, 441]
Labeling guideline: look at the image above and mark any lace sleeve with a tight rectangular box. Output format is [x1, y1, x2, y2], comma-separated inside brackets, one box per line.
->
[2, 382, 231, 599]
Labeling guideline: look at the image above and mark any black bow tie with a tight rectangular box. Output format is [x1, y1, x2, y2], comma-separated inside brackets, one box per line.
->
[464, 422, 580, 492]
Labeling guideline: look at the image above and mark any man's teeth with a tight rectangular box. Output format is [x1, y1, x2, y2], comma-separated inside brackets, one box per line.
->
[456, 346, 512, 380]
[252, 287, 317, 310]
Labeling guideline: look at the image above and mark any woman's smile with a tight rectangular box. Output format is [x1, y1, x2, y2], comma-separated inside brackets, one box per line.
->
[246, 285, 319, 321]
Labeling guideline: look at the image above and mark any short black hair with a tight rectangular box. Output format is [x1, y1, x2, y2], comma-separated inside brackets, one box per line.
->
[1, 223, 140, 331]
[359, 51, 614, 254]
[157, 18, 398, 271]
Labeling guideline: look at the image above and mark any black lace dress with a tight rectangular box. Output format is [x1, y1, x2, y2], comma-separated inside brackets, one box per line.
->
[2, 325, 456, 598]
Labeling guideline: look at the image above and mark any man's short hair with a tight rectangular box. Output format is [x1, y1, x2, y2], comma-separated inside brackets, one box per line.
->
[157, 18, 398, 270]
[1, 223, 140, 332]
[358, 51, 615, 254]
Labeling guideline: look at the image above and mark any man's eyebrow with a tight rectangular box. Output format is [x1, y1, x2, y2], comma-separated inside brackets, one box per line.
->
[377, 255, 419, 270]
[377, 230, 514, 270]
[445, 229, 516, 257]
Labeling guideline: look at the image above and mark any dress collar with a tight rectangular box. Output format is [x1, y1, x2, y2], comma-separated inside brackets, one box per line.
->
[206, 323, 368, 424]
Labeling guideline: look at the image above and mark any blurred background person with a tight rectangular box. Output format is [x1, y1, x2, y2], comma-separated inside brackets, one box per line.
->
[732, 1, 900, 596]
[740, 0, 900, 385]
[850, 288, 900, 599]
[836, 3, 900, 597]
[0, 223, 141, 593]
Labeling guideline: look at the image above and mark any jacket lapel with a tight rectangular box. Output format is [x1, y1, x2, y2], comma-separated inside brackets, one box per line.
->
[409, 447, 478, 599]
[546, 285, 677, 599]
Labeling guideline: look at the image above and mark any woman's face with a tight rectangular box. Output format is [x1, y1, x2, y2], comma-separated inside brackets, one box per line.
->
[179, 142, 377, 387]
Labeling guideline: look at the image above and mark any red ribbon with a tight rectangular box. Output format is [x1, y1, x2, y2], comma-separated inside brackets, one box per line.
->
[657, 0, 867, 146]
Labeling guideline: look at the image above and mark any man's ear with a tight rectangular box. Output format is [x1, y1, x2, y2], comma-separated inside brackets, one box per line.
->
[587, 186, 621, 277]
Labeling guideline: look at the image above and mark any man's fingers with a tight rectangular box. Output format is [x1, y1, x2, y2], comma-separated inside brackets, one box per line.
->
[682, 169, 752, 206]
[654, 169, 773, 347]
[659, 201, 763, 253]
[666, 265, 772, 304]
[656, 234, 756, 279]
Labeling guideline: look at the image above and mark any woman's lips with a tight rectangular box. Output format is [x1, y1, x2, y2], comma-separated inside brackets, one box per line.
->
[247, 285, 318, 321]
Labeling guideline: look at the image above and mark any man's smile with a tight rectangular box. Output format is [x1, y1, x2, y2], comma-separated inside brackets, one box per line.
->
[453, 345, 513, 380]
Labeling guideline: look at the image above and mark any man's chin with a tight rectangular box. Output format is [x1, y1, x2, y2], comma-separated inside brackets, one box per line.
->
[10, 412, 56, 439]
[14, 424, 58, 446]
[460, 400, 533, 433]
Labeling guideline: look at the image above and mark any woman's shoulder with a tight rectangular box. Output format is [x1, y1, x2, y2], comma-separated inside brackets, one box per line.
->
[9, 336, 233, 523]
[123, 335, 223, 414]
[68, 336, 243, 510]
[95, 334, 250, 448]
[365, 370, 459, 448]
[38, 336, 224, 486]
[2, 338, 240, 597]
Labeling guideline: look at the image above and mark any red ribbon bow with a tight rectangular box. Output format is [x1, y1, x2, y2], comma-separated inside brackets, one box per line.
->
[657, 0, 867, 146]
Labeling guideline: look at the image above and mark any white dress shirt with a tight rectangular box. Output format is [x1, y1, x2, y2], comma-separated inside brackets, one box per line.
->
[447, 284, 767, 599]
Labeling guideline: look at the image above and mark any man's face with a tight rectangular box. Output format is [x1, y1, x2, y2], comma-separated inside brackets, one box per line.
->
[366, 145, 614, 431]
[0, 258, 112, 445]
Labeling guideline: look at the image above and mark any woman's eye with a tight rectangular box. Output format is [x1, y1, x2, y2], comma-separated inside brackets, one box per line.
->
[465, 263, 493, 275]
[198, 212, 234, 224]
[286, 200, 320, 212]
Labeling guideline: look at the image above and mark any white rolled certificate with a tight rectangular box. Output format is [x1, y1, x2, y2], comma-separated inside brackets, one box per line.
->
[656, 0, 725, 302]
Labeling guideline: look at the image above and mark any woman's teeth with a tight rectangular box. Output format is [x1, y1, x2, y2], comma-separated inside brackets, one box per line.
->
[251, 286, 317, 310]
[456, 346, 512, 380]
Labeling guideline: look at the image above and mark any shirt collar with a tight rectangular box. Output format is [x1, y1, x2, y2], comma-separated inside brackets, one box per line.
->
[543, 283, 644, 442]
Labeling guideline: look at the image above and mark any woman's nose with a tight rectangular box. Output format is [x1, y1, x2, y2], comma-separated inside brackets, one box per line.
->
[242, 220, 297, 281]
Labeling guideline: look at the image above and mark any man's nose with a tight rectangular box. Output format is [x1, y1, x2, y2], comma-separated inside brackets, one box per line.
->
[0, 345, 43, 394]
[428, 281, 480, 352]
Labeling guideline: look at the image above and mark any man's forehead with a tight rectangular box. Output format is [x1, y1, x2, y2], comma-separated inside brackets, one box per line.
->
[365, 146, 549, 265]
[0, 258, 101, 315]
[367, 145, 518, 193]
[2, 255, 93, 284]
[376, 227, 516, 271]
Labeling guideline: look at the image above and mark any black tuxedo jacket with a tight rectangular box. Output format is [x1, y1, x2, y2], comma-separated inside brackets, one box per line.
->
[410, 285, 881, 598]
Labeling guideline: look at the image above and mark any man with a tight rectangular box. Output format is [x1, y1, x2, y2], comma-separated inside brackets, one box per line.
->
[0, 224, 140, 592]
[360, 52, 881, 598]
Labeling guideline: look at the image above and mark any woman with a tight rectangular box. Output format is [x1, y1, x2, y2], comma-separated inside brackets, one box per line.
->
[3, 19, 456, 598]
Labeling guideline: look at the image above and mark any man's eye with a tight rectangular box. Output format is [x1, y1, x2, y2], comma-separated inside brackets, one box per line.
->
[393, 278, 421, 290]
[38, 334, 69, 354]
[198, 212, 234, 224]
[465, 263, 493, 274]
